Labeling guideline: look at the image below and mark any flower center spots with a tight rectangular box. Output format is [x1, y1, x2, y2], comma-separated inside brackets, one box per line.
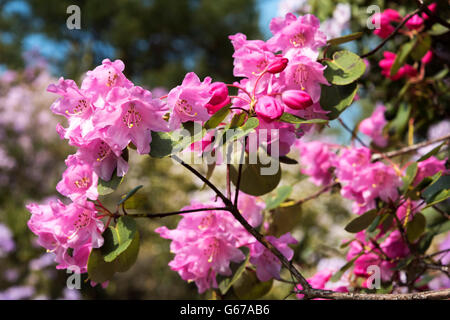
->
[198, 215, 214, 230]
[107, 71, 118, 87]
[294, 64, 308, 90]
[290, 33, 306, 47]
[204, 238, 220, 263]
[176, 99, 197, 117]
[97, 141, 111, 162]
[123, 104, 142, 128]
[68, 210, 92, 239]
[74, 176, 91, 189]
[66, 99, 89, 116]
[256, 59, 268, 72]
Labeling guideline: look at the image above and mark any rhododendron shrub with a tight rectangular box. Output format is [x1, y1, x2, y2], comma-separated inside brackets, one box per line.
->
[22, 3, 450, 301]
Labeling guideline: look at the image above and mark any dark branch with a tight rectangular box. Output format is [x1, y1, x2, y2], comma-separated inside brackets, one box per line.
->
[129, 207, 229, 219]
[361, 8, 422, 58]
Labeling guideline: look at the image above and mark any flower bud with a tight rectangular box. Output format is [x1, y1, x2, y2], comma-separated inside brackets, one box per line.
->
[255, 96, 283, 121]
[281, 90, 313, 110]
[267, 58, 289, 74]
[205, 82, 230, 114]
[421, 51, 433, 65]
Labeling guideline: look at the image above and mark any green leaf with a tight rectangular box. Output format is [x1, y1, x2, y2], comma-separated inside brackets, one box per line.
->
[323, 50, 366, 85]
[319, 82, 358, 120]
[113, 231, 140, 272]
[221, 117, 259, 146]
[387, 102, 411, 136]
[417, 142, 446, 162]
[204, 105, 230, 130]
[118, 185, 143, 205]
[279, 155, 298, 165]
[87, 247, 117, 284]
[98, 175, 124, 196]
[344, 209, 378, 233]
[279, 112, 328, 124]
[219, 248, 250, 295]
[229, 158, 281, 197]
[265, 186, 293, 211]
[229, 112, 247, 128]
[406, 213, 426, 243]
[232, 269, 273, 299]
[149, 131, 177, 158]
[423, 175, 450, 207]
[102, 216, 137, 262]
[402, 162, 418, 194]
[268, 205, 302, 237]
[149, 123, 206, 158]
[87, 230, 140, 283]
[326, 32, 363, 46]
[390, 41, 414, 76]
[411, 35, 431, 61]
[429, 22, 450, 36]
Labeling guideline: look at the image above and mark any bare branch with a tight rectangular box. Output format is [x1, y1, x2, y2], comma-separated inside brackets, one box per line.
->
[129, 207, 229, 219]
[371, 133, 450, 161]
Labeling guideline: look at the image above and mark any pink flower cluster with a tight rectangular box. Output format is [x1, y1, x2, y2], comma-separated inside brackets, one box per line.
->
[228, 13, 329, 155]
[374, 5, 436, 81]
[372, 4, 436, 39]
[155, 194, 297, 293]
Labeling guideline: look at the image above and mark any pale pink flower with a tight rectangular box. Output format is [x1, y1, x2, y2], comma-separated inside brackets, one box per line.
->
[359, 104, 388, 147]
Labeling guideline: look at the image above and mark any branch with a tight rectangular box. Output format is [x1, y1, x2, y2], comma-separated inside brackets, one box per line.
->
[228, 205, 312, 291]
[129, 207, 229, 219]
[171, 154, 231, 206]
[338, 118, 367, 147]
[299, 288, 450, 300]
[291, 182, 339, 207]
[371, 133, 450, 161]
[361, 8, 422, 58]
[416, 0, 450, 29]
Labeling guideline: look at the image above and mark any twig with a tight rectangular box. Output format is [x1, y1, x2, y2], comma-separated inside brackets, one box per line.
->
[171, 154, 231, 206]
[416, 0, 450, 29]
[129, 207, 229, 219]
[361, 8, 422, 58]
[371, 133, 450, 161]
[297, 288, 450, 300]
[338, 118, 367, 147]
[289, 182, 338, 207]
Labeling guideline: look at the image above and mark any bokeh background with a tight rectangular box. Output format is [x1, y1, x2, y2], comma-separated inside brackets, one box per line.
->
[0, 0, 448, 299]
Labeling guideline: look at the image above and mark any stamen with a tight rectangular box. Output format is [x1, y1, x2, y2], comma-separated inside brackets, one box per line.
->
[122, 103, 142, 128]
[176, 99, 197, 117]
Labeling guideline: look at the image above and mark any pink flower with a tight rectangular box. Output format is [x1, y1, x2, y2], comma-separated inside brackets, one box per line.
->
[47, 77, 94, 119]
[405, 14, 424, 30]
[75, 138, 129, 181]
[249, 233, 297, 282]
[414, 156, 448, 186]
[56, 155, 98, 202]
[255, 96, 284, 121]
[93, 85, 169, 155]
[296, 141, 336, 186]
[379, 51, 417, 81]
[372, 9, 402, 39]
[267, 13, 327, 57]
[81, 59, 133, 103]
[282, 55, 329, 103]
[359, 104, 388, 147]
[205, 82, 230, 114]
[167, 72, 212, 130]
[229, 33, 276, 79]
[155, 196, 265, 293]
[26, 199, 104, 273]
[281, 90, 313, 110]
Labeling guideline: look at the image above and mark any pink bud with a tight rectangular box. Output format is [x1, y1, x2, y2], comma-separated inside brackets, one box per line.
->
[423, 3, 437, 20]
[267, 58, 289, 74]
[281, 90, 313, 110]
[255, 96, 283, 121]
[421, 51, 433, 65]
[205, 82, 230, 114]
[405, 14, 424, 30]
